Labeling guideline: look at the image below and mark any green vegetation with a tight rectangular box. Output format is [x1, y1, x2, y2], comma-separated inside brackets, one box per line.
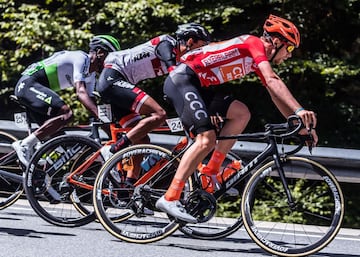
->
[1, 0, 359, 148]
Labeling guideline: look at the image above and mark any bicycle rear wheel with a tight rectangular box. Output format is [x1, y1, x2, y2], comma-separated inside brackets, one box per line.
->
[24, 134, 101, 227]
[0, 131, 23, 209]
[242, 156, 344, 257]
[93, 144, 180, 243]
[179, 151, 245, 239]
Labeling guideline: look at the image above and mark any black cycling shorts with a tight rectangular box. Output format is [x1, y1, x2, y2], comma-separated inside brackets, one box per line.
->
[97, 68, 149, 120]
[14, 74, 66, 124]
[163, 64, 234, 136]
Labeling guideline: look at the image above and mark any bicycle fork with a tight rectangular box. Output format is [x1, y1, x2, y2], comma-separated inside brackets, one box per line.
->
[271, 138, 296, 210]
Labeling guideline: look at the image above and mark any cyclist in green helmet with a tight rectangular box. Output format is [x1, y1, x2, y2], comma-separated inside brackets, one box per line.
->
[12, 35, 120, 167]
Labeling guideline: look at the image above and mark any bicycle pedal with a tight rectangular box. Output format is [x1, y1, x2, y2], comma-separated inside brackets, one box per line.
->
[59, 181, 71, 193]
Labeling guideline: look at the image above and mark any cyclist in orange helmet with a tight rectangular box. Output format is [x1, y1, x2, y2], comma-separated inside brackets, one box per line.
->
[156, 14, 318, 223]
[263, 14, 300, 63]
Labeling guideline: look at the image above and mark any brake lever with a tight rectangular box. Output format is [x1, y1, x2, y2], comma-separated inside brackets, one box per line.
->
[307, 123, 314, 154]
[210, 113, 225, 134]
[308, 139, 313, 154]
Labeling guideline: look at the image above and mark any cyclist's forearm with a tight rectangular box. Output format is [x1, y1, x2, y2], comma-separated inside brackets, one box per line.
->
[75, 82, 98, 118]
[259, 62, 302, 116]
[77, 92, 98, 117]
[266, 79, 302, 117]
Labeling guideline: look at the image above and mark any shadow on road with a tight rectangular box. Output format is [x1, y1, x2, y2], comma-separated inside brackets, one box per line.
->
[0, 226, 76, 238]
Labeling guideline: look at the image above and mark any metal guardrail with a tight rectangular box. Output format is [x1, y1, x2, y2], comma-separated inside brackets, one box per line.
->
[148, 133, 360, 184]
[1, 120, 359, 183]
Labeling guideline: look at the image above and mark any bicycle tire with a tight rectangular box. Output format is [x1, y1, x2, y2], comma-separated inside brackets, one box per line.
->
[68, 146, 103, 217]
[0, 131, 24, 209]
[24, 134, 101, 227]
[93, 144, 181, 243]
[241, 156, 344, 257]
[179, 151, 245, 239]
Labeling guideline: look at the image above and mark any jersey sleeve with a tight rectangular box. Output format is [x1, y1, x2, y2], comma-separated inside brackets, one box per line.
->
[243, 36, 268, 86]
[72, 51, 90, 83]
[243, 36, 268, 65]
[154, 35, 178, 70]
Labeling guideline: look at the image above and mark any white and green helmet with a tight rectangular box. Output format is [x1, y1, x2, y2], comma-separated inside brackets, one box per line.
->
[89, 35, 121, 52]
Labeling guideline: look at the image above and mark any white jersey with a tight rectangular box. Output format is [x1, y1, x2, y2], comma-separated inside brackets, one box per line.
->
[103, 35, 177, 84]
[22, 50, 96, 94]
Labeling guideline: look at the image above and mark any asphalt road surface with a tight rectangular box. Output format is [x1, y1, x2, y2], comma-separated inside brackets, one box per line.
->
[0, 199, 359, 257]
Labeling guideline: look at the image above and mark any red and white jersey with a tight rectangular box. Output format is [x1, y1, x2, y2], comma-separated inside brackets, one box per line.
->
[180, 35, 268, 87]
[103, 35, 177, 84]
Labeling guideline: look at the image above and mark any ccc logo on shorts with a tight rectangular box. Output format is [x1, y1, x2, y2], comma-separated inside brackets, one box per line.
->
[185, 92, 208, 120]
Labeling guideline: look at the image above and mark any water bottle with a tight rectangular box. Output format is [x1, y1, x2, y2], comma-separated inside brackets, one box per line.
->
[217, 160, 241, 183]
[141, 154, 161, 172]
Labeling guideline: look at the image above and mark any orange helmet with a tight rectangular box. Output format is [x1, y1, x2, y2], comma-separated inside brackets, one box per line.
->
[263, 14, 300, 47]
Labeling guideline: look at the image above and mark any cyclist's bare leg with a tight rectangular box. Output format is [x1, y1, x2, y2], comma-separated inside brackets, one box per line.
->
[155, 130, 216, 222]
[167, 130, 216, 193]
[18, 104, 72, 149]
[33, 105, 73, 141]
[12, 105, 73, 166]
[215, 100, 250, 154]
[123, 96, 166, 180]
[125, 96, 166, 143]
[200, 100, 250, 179]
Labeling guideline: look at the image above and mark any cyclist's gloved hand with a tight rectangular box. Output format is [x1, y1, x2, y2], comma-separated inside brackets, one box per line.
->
[210, 113, 224, 133]
[295, 109, 318, 149]
[295, 109, 317, 132]
[298, 127, 318, 150]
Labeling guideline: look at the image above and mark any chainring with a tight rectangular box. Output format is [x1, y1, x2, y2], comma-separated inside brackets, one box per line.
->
[185, 189, 217, 223]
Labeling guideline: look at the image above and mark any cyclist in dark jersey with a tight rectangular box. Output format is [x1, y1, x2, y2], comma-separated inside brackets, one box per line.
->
[12, 35, 120, 166]
[98, 23, 211, 185]
[156, 14, 318, 223]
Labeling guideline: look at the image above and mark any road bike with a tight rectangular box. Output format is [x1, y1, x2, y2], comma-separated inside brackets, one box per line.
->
[92, 115, 344, 257]
[22, 111, 241, 234]
[20, 91, 178, 227]
[0, 95, 106, 212]
[23, 114, 175, 227]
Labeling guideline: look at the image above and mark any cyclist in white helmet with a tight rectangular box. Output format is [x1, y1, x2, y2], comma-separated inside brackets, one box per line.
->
[12, 35, 121, 167]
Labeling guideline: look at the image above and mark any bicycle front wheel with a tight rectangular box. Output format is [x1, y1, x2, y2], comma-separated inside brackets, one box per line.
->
[24, 134, 101, 227]
[93, 144, 180, 243]
[0, 131, 23, 209]
[242, 156, 344, 257]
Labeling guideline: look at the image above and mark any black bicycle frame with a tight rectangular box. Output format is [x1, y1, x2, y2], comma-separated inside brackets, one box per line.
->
[214, 129, 303, 204]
